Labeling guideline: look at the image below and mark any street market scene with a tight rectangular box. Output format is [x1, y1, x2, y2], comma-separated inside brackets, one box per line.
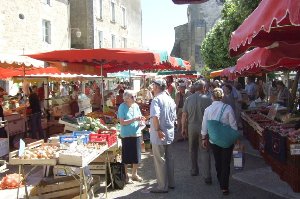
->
[0, 0, 300, 198]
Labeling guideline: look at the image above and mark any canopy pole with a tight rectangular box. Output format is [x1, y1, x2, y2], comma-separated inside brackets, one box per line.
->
[101, 64, 105, 111]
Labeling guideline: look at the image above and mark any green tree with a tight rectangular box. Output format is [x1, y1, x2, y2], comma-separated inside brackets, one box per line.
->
[201, 0, 260, 69]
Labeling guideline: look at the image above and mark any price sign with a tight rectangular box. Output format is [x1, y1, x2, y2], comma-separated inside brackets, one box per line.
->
[18, 139, 26, 157]
[290, 144, 300, 155]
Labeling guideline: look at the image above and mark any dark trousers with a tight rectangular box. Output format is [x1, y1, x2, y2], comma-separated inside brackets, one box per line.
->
[211, 143, 234, 190]
[31, 112, 45, 139]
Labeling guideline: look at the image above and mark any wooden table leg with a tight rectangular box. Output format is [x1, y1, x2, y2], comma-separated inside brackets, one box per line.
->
[107, 151, 114, 190]
[22, 165, 29, 199]
[17, 165, 21, 199]
[82, 167, 89, 198]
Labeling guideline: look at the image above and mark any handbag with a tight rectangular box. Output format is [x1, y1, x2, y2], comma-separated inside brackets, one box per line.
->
[207, 104, 240, 148]
[106, 162, 126, 189]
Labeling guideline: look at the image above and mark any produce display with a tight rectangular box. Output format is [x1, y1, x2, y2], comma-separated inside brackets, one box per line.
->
[20, 145, 59, 160]
[246, 112, 300, 140]
[59, 145, 101, 167]
[77, 116, 109, 131]
[0, 173, 23, 190]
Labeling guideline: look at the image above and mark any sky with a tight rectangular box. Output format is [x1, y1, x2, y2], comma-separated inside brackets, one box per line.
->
[141, 0, 188, 55]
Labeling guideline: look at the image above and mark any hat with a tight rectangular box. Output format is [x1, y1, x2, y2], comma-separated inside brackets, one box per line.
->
[153, 79, 167, 87]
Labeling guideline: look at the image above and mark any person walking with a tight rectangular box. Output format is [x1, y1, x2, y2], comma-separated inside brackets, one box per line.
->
[181, 80, 212, 184]
[29, 85, 45, 140]
[175, 83, 188, 142]
[149, 79, 176, 193]
[118, 91, 144, 183]
[201, 88, 237, 195]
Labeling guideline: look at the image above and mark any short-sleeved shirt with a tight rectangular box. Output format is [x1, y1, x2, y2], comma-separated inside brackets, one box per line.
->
[150, 91, 176, 145]
[118, 103, 142, 138]
[182, 92, 212, 129]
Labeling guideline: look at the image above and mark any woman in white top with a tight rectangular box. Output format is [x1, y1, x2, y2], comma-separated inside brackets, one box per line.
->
[201, 88, 237, 196]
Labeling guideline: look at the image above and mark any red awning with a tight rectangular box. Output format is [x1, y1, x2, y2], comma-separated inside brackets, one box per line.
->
[27, 48, 189, 74]
[221, 66, 237, 80]
[172, 0, 209, 4]
[229, 0, 300, 57]
[27, 48, 162, 69]
[235, 41, 300, 75]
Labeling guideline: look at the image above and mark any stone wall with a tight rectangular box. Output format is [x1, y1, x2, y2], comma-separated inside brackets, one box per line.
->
[0, 0, 70, 54]
[171, 0, 223, 70]
[70, 0, 142, 49]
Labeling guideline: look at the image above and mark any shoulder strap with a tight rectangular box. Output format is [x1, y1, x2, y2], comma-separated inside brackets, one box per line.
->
[218, 104, 227, 122]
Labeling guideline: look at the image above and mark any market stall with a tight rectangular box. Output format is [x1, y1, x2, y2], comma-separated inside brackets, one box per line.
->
[241, 110, 300, 192]
[228, 0, 300, 193]
[5, 120, 119, 198]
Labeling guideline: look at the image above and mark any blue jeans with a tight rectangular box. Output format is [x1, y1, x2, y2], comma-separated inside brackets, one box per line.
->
[31, 112, 45, 139]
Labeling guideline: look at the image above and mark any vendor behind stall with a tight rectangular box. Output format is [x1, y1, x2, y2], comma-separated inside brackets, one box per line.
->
[276, 81, 290, 107]
[91, 87, 102, 112]
[29, 85, 45, 140]
[116, 89, 125, 107]
[70, 85, 79, 116]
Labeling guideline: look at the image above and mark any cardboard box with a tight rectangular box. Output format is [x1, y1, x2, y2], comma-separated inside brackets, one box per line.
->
[0, 138, 9, 157]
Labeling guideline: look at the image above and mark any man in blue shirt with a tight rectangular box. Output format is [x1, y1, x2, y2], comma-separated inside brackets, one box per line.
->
[149, 79, 176, 193]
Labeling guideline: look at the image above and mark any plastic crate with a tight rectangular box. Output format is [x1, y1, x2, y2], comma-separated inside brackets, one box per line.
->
[72, 131, 92, 143]
[59, 135, 88, 144]
[97, 129, 117, 135]
[89, 133, 117, 147]
[89, 134, 107, 143]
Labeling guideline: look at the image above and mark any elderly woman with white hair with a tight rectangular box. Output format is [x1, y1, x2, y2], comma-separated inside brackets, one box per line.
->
[117, 90, 144, 183]
[201, 88, 237, 196]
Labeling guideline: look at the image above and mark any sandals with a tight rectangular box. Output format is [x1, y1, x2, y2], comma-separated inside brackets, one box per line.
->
[132, 175, 143, 182]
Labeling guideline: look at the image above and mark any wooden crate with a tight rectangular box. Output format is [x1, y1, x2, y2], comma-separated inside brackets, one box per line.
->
[29, 175, 100, 199]
[9, 140, 58, 165]
[58, 150, 100, 167]
[88, 163, 106, 175]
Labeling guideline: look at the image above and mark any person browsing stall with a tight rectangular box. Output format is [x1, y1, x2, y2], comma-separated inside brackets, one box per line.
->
[117, 90, 144, 183]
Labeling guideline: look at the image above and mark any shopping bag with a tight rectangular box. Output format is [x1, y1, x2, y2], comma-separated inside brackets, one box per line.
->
[207, 104, 240, 148]
[106, 162, 126, 189]
[207, 120, 240, 148]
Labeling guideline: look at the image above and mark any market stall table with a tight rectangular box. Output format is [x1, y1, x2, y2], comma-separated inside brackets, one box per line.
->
[9, 140, 117, 199]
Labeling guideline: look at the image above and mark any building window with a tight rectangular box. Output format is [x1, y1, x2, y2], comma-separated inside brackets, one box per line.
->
[99, 31, 103, 48]
[98, 0, 103, 19]
[42, 20, 51, 44]
[111, 34, 116, 48]
[111, 0, 116, 23]
[42, 0, 51, 5]
[121, 7, 127, 28]
[121, 37, 127, 48]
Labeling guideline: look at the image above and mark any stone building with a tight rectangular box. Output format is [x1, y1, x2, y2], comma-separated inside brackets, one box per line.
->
[0, 0, 70, 55]
[70, 0, 142, 49]
[171, 0, 223, 70]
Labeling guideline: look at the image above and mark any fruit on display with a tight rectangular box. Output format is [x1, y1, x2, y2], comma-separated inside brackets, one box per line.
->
[78, 117, 109, 132]
[86, 142, 107, 149]
[0, 173, 24, 189]
[20, 145, 59, 160]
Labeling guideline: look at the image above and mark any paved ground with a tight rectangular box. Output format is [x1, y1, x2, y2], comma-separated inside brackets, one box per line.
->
[1, 136, 300, 199]
[102, 136, 298, 199]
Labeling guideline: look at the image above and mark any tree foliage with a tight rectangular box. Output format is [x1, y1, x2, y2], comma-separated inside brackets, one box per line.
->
[200, 0, 260, 69]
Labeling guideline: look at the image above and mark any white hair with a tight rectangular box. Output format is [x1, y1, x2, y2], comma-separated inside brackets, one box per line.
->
[123, 90, 136, 100]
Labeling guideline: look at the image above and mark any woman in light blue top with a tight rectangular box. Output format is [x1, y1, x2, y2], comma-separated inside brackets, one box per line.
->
[118, 90, 144, 183]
